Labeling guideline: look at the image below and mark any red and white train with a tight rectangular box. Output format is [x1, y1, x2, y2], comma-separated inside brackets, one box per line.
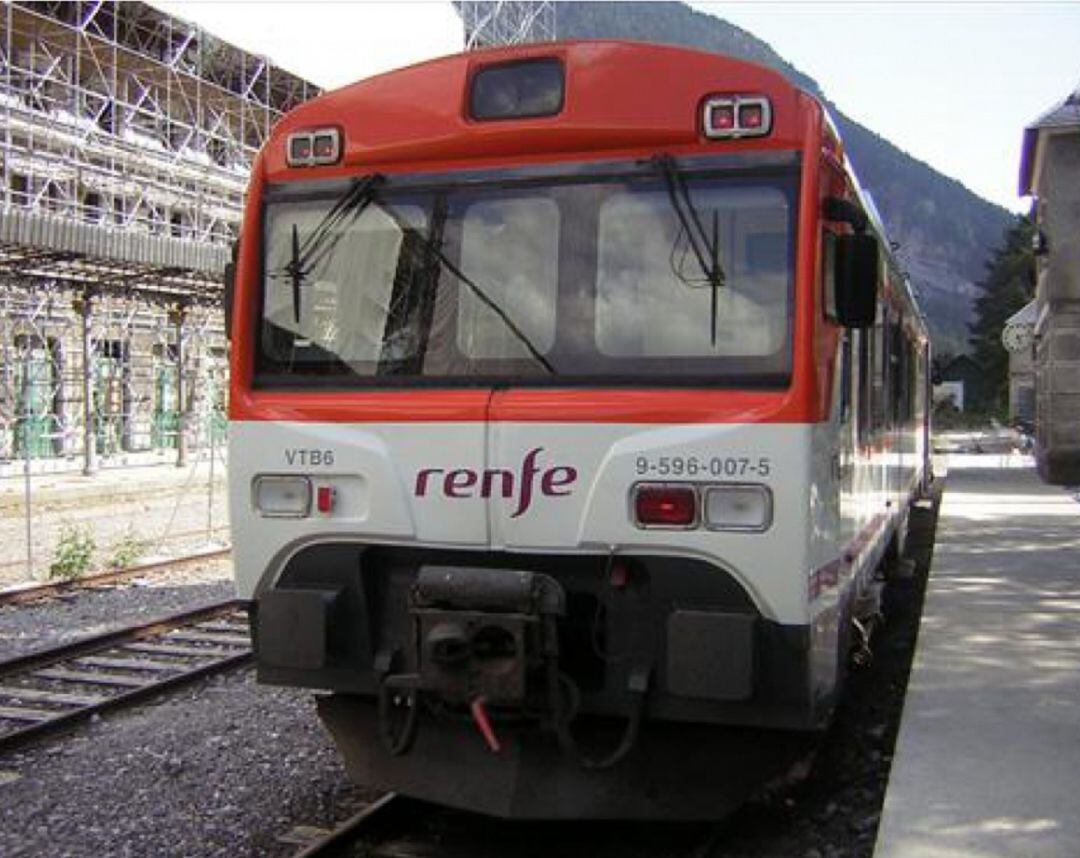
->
[227, 41, 930, 819]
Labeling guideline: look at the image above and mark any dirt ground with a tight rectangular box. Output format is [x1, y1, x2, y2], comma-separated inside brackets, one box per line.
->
[0, 456, 228, 588]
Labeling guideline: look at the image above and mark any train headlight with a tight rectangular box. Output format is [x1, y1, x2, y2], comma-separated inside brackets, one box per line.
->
[702, 95, 772, 139]
[286, 127, 342, 167]
[703, 484, 773, 532]
[253, 475, 312, 518]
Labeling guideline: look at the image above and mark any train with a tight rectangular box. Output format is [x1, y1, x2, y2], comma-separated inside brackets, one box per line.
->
[226, 40, 931, 820]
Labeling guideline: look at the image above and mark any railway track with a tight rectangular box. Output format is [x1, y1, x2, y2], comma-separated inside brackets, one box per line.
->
[0, 546, 232, 607]
[288, 793, 418, 858]
[286, 791, 724, 858]
[0, 599, 251, 752]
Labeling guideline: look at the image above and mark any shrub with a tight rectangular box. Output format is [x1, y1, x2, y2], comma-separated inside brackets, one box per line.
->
[49, 524, 96, 581]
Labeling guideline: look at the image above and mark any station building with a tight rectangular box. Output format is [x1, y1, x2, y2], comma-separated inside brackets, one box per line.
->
[1019, 84, 1080, 483]
[0, 1, 318, 474]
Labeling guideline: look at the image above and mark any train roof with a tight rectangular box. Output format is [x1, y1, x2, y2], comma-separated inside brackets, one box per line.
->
[260, 40, 821, 177]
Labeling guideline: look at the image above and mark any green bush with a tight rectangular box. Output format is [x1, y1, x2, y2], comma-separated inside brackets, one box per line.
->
[49, 524, 96, 581]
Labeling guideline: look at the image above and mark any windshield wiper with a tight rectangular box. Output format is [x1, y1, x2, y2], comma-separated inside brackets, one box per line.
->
[378, 198, 556, 375]
[274, 173, 385, 324]
[431, 245, 556, 375]
[289, 224, 302, 323]
[653, 154, 726, 346]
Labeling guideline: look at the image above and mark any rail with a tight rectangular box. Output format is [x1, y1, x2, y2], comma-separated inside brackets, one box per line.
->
[0, 547, 232, 607]
[289, 793, 417, 858]
[0, 599, 250, 751]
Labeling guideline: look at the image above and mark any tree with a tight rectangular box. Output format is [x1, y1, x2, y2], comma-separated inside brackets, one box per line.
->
[967, 217, 1035, 412]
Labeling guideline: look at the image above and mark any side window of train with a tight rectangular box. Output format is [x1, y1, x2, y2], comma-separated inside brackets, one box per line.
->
[857, 327, 872, 446]
[822, 231, 838, 321]
[890, 320, 904, 424]
[872, 312, 886, 430]
[838, 330, 852, 424]
[905, 337, 919, 422]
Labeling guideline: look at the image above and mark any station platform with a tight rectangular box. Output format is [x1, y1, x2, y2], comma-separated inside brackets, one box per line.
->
[875, 459, 1080, 857]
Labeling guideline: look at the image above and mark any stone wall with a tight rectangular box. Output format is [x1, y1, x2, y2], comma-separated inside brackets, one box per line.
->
[1034, 132, 1080, 483]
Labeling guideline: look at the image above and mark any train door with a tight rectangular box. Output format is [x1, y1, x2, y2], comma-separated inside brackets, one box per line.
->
[821, 225, 858, 552]
[451, 192, 565, 548]
[833, 330, 858, 547]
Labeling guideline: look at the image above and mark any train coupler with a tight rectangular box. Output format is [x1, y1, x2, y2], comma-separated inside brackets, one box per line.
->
[410, 565, 565, 705]
[377, 566, 566, 755]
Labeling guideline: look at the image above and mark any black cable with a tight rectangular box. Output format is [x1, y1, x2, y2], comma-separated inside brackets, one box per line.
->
[547, 657, 646, 771]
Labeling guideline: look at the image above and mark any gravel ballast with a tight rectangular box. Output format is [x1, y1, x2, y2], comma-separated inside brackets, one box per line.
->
[0, 670, 370, 858]
[0, 491, 940, 858]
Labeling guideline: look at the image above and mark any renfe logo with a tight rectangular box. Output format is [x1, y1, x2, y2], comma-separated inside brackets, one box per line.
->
[414, 447, 578, 518]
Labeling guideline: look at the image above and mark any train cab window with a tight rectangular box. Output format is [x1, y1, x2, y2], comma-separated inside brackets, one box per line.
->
[457, 196, 559, 360]
[261, 198, 429, 370]
[256, 167, 796, 386]
[595, 185, 789, 358]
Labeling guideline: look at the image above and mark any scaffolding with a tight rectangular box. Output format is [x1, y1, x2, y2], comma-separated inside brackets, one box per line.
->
[0, 1, 320, 580]
[1, 1, 318, 260]
[458, 1, 557, 50]
[0, 0, 320, 468]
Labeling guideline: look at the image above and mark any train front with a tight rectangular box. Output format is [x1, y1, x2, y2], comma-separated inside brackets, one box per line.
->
[228, 42, 831, 819]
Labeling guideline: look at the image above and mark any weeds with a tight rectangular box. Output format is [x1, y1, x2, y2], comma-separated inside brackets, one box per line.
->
[49, 524, 96, 581]
[109, 528, 145, 570]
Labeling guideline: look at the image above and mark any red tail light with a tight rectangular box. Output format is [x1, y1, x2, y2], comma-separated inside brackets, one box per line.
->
[634, 485, 697, 528]
[316, 485, 336, 514]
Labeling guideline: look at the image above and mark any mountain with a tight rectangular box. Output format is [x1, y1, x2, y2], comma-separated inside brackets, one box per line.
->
[471, 2, 1015, 352]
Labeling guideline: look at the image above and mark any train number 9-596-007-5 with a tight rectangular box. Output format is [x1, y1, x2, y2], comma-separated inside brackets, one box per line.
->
[634, 456, 772, 478]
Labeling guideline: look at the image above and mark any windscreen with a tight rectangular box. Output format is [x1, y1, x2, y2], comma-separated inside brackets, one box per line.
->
[257, 165, 795, 386]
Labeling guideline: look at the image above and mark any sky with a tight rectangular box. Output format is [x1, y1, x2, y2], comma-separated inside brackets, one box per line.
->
[158, 1, 1080, 213]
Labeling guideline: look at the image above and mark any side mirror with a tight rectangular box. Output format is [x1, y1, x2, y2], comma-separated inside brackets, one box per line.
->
[834, 233, 878, 328]
[223, 241, 238, 341]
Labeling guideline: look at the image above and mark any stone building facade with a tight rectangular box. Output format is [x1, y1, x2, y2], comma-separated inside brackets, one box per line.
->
[0, 2, 318, 475]
[1019, 85, 1080, 483]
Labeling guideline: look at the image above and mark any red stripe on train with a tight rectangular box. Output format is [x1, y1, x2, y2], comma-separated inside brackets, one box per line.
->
[229, 386, 816, 424]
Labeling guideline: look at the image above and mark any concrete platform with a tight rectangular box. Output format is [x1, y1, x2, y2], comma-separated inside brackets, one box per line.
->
[875, 461, 1080, 857]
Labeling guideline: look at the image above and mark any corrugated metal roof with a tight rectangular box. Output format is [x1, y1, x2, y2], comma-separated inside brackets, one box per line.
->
[0, 208, 227, 279]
